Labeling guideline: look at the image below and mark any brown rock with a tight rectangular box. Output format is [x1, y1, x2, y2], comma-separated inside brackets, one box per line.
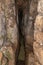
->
[0, 51, 3, 60]
[28, 53, 35, 65]
[34, 15, 43, 32]
[25, 52, 35, 65]
[2, 57, 7, 65]
[35, 61, 40, 65]
[0, 51, 3, 65]
[1, 46, 15, 65]
[34, 31, 43, 43]
[29, 0, 38, 18]
[7, 46, 15, 65]
[33, 42, 43, 65]
[37, 0, 43, 14]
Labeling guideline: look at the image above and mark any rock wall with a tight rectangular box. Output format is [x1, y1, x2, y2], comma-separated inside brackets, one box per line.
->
[33, 0, 43, 65]
[0, 0, 19, 65]
[0, 0, 43, 65]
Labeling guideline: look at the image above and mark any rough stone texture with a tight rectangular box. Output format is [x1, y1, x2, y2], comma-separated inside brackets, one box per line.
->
[34, 31, 43, 44]
[37, 0, 43, 14]
[33, 42, 43, 65]
[34, 17, 43, 65]
[34, 16, 43, 43]
[16, 1, 37, 65]
[0, 0, 42, 65]
[29, 0, 38, 18]
[34, 15, 43, 32]
[5, 0, 19, 63]
[5, 0, 19, 46]
[24, 0, 37, 65]
[7, 46, 15, 65]
[26, 53, 35, 65]
[2, 57, 7, 65]
[34, 0, 43, 65]
[35, 61, 40, 65]
[0, 0, 19, 65]
[0, 1, 6, 47]
[0, 51, 3, 65]
[0, 46, 15, 65]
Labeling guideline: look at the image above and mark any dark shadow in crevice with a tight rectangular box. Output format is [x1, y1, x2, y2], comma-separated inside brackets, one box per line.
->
[16, 7, 25, 65]
[17, 60, 25, 65]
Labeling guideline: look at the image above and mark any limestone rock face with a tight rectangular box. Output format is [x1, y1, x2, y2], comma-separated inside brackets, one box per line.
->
[0, 1, 6, 46]
[0, 46, 15, 65]
[33, 42, 43, 65]
[34, 15, 43, 65]
[0, 0, 19, 65]
[34, 15, 43, 31]
[7, 46, 15, 65]
[24, 0, 38, 65]
[1, 0, 43, 65]
[37, 0, 43, 14]
[4, 0, 18, 45]
[0, 51, 3, 65]
[34, 0, 43, 65]
[27, 53, 35, 65]
[34, 15, 43, 43]
[29, 0, 38, 18]
[2, 57, 7, 65]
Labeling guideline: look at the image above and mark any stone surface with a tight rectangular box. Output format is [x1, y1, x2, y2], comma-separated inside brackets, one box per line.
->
[34, 15, 43, 32]
[33, 42, 43, 65]
[34, 31, 43, 44]
[37, 0, 43, 14]
[0, 1, 6, 46]
[8, 46, 15, 65]
[29, 0, 38, 18]
[35, 61, 40, 65]
[0, 46, 15, 65]
[0, 51, 3, 60]
[34, 0, 43, 64]
[2, 57, 7, 65]
[0, 0, 41, 65]
[27, 53, 35, 65]
[0, 51, 3, 65]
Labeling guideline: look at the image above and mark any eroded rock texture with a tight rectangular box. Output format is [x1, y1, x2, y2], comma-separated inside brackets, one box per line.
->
[23, 0, 38, 65]
[0, 0, 19, 65]
[0, 0, 42, 65]
[34, 0, 43, 65]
